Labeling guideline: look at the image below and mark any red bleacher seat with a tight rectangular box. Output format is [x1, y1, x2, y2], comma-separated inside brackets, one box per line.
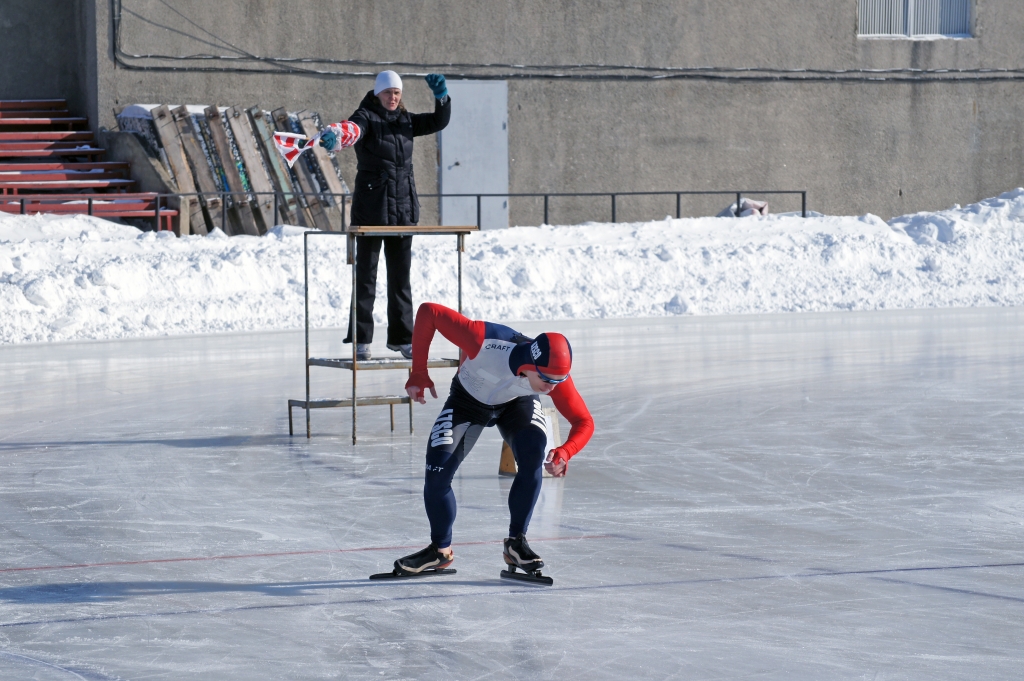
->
[0, 98, 181, 231]
[0, 179, 136, 194]
[0, 162, 130, 172]
[0, 146, 105, 158]
[0, 131, 94, 142]
[0, 193, 179, 232]
[0, 100, 68, 110]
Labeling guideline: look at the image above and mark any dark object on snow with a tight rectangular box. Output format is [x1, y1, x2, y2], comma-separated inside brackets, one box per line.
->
[717, 198, 769, 217]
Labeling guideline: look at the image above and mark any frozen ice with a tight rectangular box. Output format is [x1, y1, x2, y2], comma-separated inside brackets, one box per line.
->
[1, 309, 1023, 678]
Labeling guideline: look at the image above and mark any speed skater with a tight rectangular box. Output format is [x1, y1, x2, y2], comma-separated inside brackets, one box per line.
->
[391, 303, 594, 578]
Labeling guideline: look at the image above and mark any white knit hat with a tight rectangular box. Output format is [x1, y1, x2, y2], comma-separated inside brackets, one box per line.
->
[374, 70, 403, 95]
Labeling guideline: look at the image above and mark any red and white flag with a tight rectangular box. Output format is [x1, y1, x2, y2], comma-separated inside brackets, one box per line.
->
[272, 121, 361, 168]
[272, 132, 314, 169]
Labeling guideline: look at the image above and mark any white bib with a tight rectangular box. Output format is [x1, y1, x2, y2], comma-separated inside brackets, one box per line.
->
[458, 340, 535, 405]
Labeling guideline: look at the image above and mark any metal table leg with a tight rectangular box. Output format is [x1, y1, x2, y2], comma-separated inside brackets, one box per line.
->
[304, 233, 311, 438]
[408, 367, 414, 433]
[350, 233, 358, 444]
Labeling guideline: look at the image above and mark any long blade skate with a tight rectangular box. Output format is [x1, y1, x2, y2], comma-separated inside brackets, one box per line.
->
[370, 568, 457, 580]
[500, 564, 553, 586]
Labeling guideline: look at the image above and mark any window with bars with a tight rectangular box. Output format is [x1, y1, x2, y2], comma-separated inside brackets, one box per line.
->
[858, 0, 971, 37]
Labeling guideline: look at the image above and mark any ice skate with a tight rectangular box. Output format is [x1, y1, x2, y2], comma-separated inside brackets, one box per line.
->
[369, 543, 456, 580]
[500, 533, 553, 585]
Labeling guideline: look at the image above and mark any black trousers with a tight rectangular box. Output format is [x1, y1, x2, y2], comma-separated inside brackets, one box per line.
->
[346, 235, 414, 345]
[424, 376, 548, 548]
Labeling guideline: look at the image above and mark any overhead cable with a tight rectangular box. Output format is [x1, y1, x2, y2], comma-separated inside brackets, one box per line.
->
[113, 0, 1024, 83]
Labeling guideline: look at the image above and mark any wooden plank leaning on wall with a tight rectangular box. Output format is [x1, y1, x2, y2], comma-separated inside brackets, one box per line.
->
[248, 107, 304, 226]
[170, 105, 223, 234]
[296, 111, 351, 231]
[226, 106, 276, 233]
[204, 106, 260, 236]
[151, 105, 203, 236]
[271, 108, 333, 232]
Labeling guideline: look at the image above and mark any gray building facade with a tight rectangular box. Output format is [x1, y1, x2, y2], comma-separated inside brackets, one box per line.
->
[2, 0, 1023, 221]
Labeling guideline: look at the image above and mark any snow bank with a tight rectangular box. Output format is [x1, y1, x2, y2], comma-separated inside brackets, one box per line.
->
[4, 189, 1024, 344]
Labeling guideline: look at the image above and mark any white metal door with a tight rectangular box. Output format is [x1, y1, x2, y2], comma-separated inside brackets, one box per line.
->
[439, 80, 508, 230]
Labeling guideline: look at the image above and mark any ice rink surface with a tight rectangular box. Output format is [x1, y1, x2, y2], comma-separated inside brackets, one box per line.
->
[1, 308, 1023, 680]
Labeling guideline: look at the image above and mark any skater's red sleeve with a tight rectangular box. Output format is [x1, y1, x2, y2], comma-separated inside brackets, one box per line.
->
[406, 303, 485, 395]
[548, 377, 594, 458]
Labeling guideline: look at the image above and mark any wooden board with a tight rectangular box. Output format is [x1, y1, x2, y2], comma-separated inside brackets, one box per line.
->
[194, 114, 242, 235]
[192, 112, 235, 234]
[348, 225, 478, 235]
[151, 105, 201, 236]
[269, 108, 316, 228]
[226, 106, 275, 233]
[170, 105, 223, 233]
[296, 111, 350, 231]
[248, 107, 303, 226]
[272, 108, 332, 232]
[205, 106, 259, 236]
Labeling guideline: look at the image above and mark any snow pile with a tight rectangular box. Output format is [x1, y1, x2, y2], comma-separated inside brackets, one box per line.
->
[4, 189, 1024, 344]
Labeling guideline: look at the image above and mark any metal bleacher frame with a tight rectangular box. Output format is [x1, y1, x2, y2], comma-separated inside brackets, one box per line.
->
[288, 225, 478, 443]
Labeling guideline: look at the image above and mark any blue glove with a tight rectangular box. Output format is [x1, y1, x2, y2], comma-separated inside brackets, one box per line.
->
[318, 130, 338, 150]
[425, 74, 447, 100]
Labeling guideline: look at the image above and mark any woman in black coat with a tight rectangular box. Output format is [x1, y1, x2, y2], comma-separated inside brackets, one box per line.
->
[330, 70, 450, 359]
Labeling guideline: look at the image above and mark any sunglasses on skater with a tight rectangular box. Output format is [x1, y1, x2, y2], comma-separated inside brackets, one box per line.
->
[534, 365, 569, 384]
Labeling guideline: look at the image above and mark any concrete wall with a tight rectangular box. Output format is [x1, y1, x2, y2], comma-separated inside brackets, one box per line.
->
[76, 1, 1024, 220]
[0, 0, 95, 120]
[509, 77, 1024, 222]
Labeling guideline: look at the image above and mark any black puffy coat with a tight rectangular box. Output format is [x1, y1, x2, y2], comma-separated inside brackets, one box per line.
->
[348, 90, 451, 227]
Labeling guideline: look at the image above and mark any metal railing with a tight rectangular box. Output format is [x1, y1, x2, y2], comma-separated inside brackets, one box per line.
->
[2, 188, 808, 232]
[420, 190, 808, 225]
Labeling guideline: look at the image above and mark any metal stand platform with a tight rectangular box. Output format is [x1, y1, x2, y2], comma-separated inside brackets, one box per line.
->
[291, 225, 477, 442]
[287, 357, 459, 436]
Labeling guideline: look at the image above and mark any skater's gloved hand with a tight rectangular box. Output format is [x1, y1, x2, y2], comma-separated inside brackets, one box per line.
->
[318, 130, 338, 150]
[425, 74, 448, 100]
[406, 384, 437, 404]
[544, 448, 570, 477]
[405, 371, 437, 404]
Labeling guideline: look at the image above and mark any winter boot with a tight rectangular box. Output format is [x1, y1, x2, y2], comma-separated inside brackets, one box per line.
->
[387, 343, 413, 359]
